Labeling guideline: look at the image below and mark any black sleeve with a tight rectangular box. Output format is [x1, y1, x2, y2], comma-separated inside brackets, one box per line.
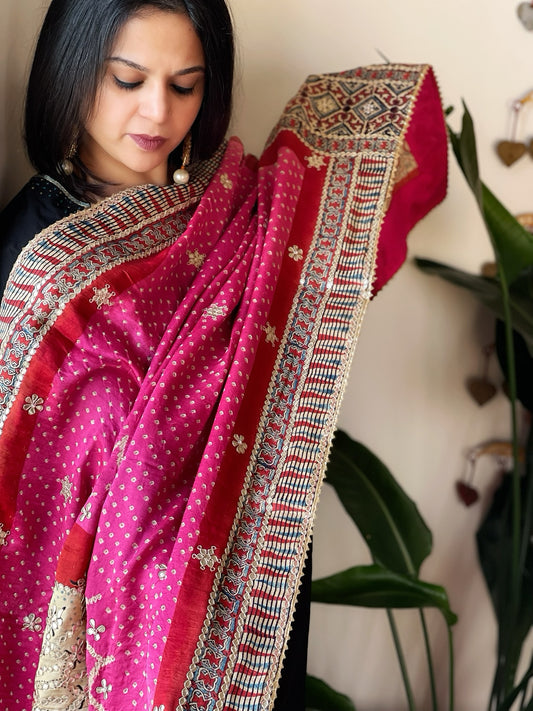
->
[0, 176, 83, 300]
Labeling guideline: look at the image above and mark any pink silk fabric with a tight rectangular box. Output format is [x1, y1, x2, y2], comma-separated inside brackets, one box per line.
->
[0, 64, 447, 711]
[0, 137, 304, 707]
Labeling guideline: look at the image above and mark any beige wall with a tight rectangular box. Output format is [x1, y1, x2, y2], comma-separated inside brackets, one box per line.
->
[0, 0, 47, 205]
[2, 1, 531, 708]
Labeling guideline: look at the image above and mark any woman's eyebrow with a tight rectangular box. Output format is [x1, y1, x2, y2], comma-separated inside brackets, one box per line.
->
[107, 56, 205, 76]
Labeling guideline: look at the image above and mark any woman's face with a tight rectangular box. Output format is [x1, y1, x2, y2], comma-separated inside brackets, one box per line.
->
[80, 9, 205, 193]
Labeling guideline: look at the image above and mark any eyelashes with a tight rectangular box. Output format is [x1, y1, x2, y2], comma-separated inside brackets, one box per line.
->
[113, 77, 141, 91]
[172, 85, 195, 96]
[113, 76, 195, 95]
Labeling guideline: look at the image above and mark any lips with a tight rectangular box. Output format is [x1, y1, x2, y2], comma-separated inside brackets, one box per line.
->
[129, 134, 167, 151]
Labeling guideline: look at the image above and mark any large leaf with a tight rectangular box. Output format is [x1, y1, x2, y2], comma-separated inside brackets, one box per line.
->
[477, 468, 533, 699]
[325, 429, 431, 576]
[448, 103, 481, 203]
[305, 675, 357, 711]
[482, 184, 533, 286]
[415, 257, 533, 357]
[311, 564, 457, 625]
[449, 105, 533, 286]
[498, 661, 533, 711]
[495, 321, 533, 413]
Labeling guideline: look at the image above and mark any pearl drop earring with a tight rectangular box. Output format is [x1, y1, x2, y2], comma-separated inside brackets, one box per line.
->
[173, 133, 192, 185]
[60, 136, 78, 176]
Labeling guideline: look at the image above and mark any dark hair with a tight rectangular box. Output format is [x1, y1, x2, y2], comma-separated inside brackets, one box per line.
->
[24, 0, 234, 199]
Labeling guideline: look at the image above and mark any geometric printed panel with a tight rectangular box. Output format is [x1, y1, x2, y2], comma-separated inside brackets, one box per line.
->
[354, 95, 388, 122]
[270, 64, 428, 154]
[310, 92, 342, 119]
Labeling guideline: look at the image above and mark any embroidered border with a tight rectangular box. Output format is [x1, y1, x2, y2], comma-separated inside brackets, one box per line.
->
[177, 64, 431, 711]
[0, 148, 225, 436]
[266, 63, 430, 157]
[32, 580, 88, 711]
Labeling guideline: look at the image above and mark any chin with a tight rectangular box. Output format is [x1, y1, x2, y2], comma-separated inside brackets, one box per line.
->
[127, 157, 167, 178]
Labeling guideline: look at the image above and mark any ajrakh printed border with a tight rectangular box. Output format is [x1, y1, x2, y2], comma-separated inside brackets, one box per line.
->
[0, 150, 224, 435]
[178, 64, 432, 711]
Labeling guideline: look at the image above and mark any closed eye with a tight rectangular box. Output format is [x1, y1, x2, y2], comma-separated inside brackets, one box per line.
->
[171, 85, 195, 96]
[113, 76, 142, 91]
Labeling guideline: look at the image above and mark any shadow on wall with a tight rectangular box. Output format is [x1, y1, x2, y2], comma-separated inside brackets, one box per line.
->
[0, 1, 48, 208]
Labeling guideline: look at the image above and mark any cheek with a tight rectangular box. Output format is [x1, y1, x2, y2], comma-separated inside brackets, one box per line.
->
[94, 94, 135, 131]
[173, 99, 203, 135]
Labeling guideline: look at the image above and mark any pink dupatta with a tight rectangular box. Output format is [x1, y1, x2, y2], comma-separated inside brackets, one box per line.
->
[0, 64, 447, 710]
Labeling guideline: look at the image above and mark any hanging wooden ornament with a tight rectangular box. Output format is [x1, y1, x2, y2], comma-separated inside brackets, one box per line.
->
[455, 452, 479, 506]
[456, 441, 518, 507]
[466, 343, 498, 406]
[496, 99, 527, 166]
[517, 1, 533, 30]
[516, 212, 533, 233]
[496, 140, 527, 166]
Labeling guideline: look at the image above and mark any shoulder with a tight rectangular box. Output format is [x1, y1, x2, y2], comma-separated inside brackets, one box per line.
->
[0, 174, 87, 240]
[0, 175, 88, 299]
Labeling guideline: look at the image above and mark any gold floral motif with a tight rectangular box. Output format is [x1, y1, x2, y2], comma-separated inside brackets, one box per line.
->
[220, 173, 233, 190]
[187, 249, 206, 268]
[22, 613, 42, 632]
[0, 523, 9, 547]
[203, 304, 228, 320]
[192, 545, 220, 572]
[79, 501, 92, 521]
[89, 284, 116, 309]
[114, 434, 129, 466]
[96, 678, 112, 700]
[263, 323, 278, 347]
[60, 476, 73, 504]
[305, 154, 325, 170]
[87, 618, 106, 642]
[232, 434, 247, 454]
[23, 394, 44, 415]
[288, 245, 304, 261]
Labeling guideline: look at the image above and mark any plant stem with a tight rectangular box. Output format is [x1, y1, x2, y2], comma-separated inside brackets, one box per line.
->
[520, 684, 527, 710]
[386, 609, 416, 711]
[497, 261, 520, 702]
[519, 425, 533, 584]
[497, 651, 533, 711]
[447, 622, 455, 711]
[419, 610, 438, 711]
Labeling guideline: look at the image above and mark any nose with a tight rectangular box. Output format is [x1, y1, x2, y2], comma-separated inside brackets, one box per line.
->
[139, 83, 170, 124]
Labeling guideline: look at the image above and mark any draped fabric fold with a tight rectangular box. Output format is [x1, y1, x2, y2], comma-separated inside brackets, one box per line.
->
[0, 64, 447, 711]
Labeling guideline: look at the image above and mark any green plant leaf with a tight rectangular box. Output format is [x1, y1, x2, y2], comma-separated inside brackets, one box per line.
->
[497, 656, 533, 711]
[325, 430, 431, 576]
[415, 258, 533, 357]
[311, 564, 457, 625]
[305, 675, 357, 711]
[448, 103, 481, 203]
[482, 183, 533, 287]
[476, 468, 533, 700]
[448, 105, 533, 286]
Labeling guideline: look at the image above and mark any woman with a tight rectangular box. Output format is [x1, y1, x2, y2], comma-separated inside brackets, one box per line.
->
[1, 0, 233, 294]
[0, 1, 448, 709]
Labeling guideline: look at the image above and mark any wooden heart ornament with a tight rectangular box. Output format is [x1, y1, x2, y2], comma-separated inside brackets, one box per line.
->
[456, 481, 480, 507]
[518, 2, 533, 30]
[466, 376, 497, 406]
[496, 140, 527, 166]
